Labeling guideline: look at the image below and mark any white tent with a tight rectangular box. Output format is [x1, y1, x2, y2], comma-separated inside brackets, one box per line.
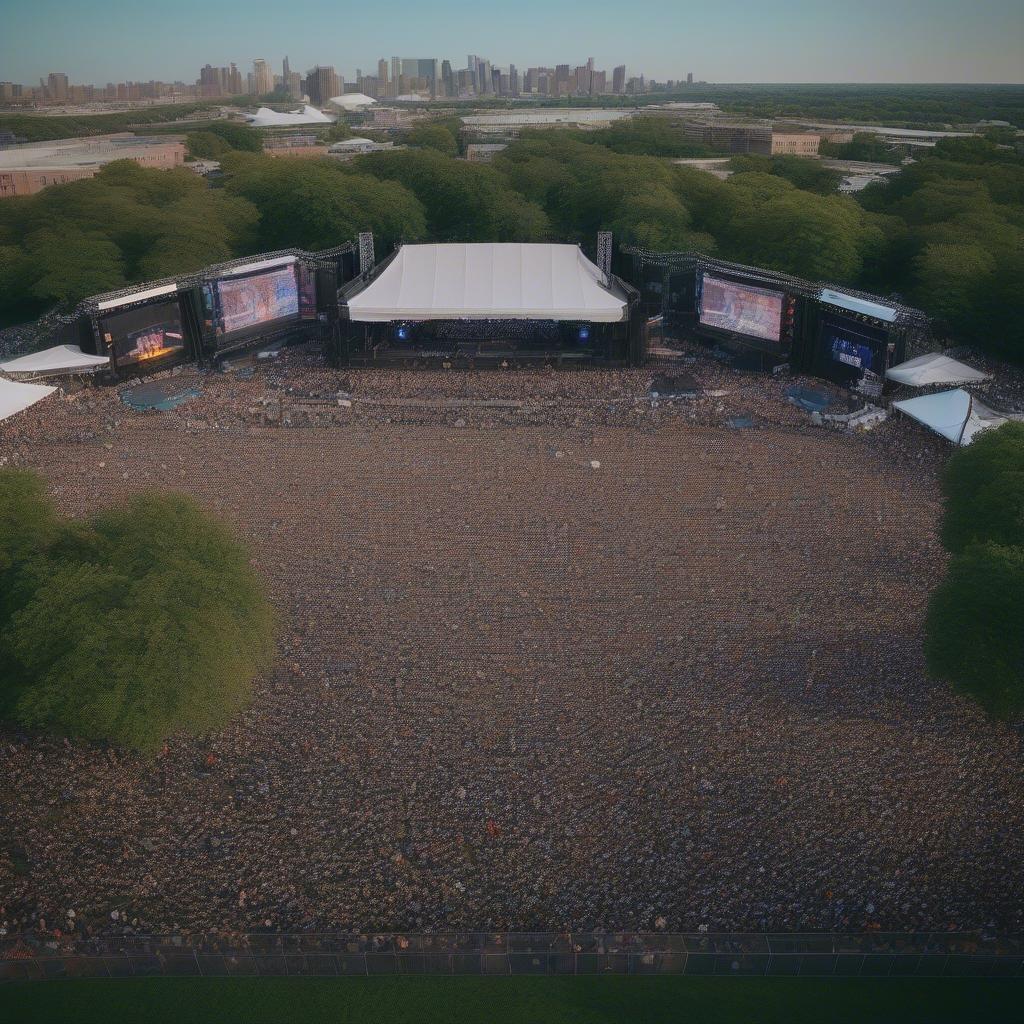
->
[886, 352, 990, 388]
[328, 93, 377, 111]
[0, 377, 57, 422]
[347, 243, 628, 323]
[0, 344, 109, 377]
[244, 105, 333, 127]
[893, 388, 1018, 445]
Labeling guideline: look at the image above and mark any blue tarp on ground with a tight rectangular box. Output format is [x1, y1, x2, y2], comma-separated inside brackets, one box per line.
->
[120, 379, 201, 412]
[785, 385, 833, 413]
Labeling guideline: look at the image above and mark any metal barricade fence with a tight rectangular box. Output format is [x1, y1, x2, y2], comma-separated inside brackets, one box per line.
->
[3, 932, 1023, 982]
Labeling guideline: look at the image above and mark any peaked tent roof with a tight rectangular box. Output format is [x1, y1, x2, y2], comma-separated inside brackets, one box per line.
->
[0, 344, 109, 376]
[885, 352, 991, 388]
[329, 93, 377, 109]
[347, 243, 628, 323]
[245, 105, 334, 127]
[893, 388, 1018, 445]
[0, 377, 57, 421]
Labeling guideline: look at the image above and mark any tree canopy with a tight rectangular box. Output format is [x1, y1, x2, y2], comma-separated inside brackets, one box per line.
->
[0, 471, 275, 753]
[941, 421, 1024, 553]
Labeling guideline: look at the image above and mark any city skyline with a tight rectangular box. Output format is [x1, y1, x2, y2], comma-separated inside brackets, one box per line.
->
[2, 0, 1022, 85]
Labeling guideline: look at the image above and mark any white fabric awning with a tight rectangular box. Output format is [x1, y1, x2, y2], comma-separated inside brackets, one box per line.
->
[245, 105, 333, 127]
[886, 352, 990, 387]
[0, 344, 109, 376]
[893, 388, 1017, 445]
[819, 288, 898, 323]
[347, 244, 628, 323]
[0, 377, 57, 421]
[96, 283, 177, 311]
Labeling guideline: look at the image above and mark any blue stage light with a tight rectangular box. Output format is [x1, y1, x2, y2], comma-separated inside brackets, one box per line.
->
[578, 326, 590, 342]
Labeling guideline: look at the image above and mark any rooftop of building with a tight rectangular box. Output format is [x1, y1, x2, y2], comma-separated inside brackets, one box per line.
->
[0, 134, 184, 170]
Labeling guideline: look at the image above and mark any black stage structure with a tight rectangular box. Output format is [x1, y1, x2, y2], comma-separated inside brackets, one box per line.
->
[332, 239, 643, 368]
[623, 247, 931, 389]
[33, 244, 357, 380]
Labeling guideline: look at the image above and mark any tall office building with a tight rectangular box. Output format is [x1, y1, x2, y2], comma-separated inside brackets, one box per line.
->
[228, 63, 242, 94]
[252, 59, 273, 96]
[305, 65, 340, 105]
[47, 72, 69, 102]
[283, 55, 290, 82]
[377, 58, 389, 95]
[612, 65, 626, 94]
[509, 64, 520, 96]
[687, 71, 694, 84]
[391, 56, 400, 96]
[555, 64, 570, 97]
[440, 60, 454, 98]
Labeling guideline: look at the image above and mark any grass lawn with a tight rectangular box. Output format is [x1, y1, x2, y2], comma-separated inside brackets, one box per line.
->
[5, 976, 1020, 1023]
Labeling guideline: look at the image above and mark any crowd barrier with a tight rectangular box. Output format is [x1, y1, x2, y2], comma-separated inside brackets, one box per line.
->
[3, 931, 1022, 982]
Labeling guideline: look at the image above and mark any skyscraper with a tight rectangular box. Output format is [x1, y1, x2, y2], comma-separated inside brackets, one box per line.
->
[252, 59, 273, 96]
[612, 65, 626, 94]
[687, 71, 694, 84]
[378, 58, 389, 96]
[47, 72, 69, 102]
[304, 65, 340, 105]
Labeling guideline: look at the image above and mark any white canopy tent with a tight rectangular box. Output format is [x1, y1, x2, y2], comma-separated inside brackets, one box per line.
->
[0, 377, 57, 422]
[244, 105, 333, 128]
[328, 93, 377, 111]
[885, 352, 990, 388]
[893, 388, 1018, 445]
[0, 344, 109, 378]
[347, 243, 628, 323]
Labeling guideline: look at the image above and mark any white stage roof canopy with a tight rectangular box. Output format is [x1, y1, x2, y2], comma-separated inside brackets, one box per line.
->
[245, 105, 333, 127]
[886, 352, 990, 388]
[893, 388, 1018, 445]
[347, 244, 628, 323]
[0, 377, 57, 421]
[0, 344, 109, 376]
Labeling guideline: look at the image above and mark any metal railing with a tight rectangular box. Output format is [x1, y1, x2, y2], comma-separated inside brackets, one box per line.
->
[3, 931, 1022, 982]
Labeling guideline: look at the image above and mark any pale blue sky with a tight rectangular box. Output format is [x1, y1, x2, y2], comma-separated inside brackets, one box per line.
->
[2, 0, 1022, 85]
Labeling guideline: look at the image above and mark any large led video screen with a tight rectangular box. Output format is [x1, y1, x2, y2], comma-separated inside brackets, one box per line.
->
[216, 265, 299, 335]
[698, 273, 783, 344]
[101, 298, 186, 365]
[820, 314, 888, 375]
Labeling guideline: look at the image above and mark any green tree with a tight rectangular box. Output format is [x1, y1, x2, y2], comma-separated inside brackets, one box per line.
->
[0, 475, 275, 753]
[186, 131, 231, 160]
[941, 422, 1024, 553]
[925, 542, 1024, 720]
[405, 124, 458, 157]
[224, 156, 427, 250]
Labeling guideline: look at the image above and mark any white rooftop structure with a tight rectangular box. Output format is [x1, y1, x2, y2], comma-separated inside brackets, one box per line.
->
[0, 344, 109, 377]
[818, 288, 898, 323]
[347, 243, 628, 323]
[0, 378, 57, 422]
[886, 352, 991, 388]
[328, 93, 377, 111]
[244, 105, 334, 128]
[893, 389, 1018, 445]
[461, 109, 634, 127]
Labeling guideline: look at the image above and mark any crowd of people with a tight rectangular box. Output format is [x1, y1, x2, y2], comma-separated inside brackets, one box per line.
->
[1, 344, 1021, 953]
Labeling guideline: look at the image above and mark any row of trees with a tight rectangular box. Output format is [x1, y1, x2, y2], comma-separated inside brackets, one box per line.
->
[925, 424, 1024, 720]
[0, 471, 275, 753]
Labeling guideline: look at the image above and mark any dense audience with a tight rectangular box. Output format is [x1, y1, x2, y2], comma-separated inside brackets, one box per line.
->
[1, 344, 1021, 951]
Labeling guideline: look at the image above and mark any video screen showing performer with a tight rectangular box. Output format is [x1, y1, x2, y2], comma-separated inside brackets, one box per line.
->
[101, 298, 186, 365]
[215, 265, 300, 335]
[698, 273, 784, 344]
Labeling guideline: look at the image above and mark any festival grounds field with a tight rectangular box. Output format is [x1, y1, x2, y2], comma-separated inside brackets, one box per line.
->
[1, 361, 1022, 939]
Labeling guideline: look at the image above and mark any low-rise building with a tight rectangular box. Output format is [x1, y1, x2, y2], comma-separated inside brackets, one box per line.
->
[465, 143, 508, 163]
[0, 134, 185, 197]
[771, 132, 820, 156]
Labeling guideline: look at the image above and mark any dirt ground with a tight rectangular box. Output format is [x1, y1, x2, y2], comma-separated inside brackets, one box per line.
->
[1, 357, 1021, 939]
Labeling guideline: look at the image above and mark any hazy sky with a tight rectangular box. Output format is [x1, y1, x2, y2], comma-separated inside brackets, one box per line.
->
[3, 0, 1022, 85]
